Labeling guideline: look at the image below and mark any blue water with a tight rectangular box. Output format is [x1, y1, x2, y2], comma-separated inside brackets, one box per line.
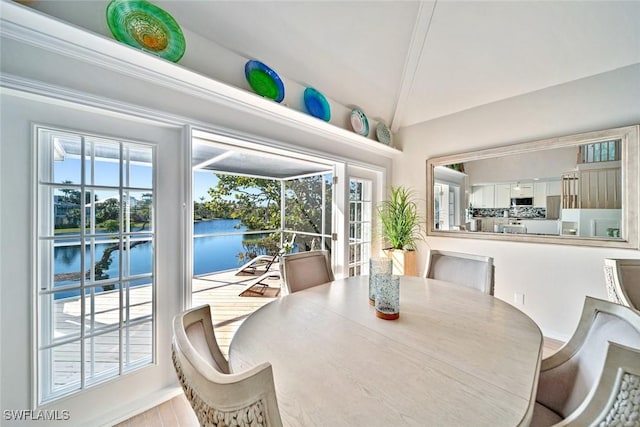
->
[53, 219, 254, 299]
[192, 219, 253, 275]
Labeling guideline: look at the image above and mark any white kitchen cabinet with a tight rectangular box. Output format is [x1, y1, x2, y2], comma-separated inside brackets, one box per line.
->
[471, 185, 495, 208]
[495, 184, 512, 208]
[533, 182, 546, 207]
[510, 183, 533, 197]
[546, 180, 561, 196]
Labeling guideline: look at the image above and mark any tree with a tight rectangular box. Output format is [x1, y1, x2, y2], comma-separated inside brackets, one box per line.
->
[103, 219, 120, 233]
[205, 174, 332, 258]
[56, 181, 95, 228]
[95, 198, 120, 224]
[207, 176, 281, 230]
[131, 194, 152, 231]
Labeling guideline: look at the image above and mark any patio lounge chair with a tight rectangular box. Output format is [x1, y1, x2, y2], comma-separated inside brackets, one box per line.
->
[235, 253, 279, 277]
[234, 254, 281, 292]
[236, 234, 296, 294]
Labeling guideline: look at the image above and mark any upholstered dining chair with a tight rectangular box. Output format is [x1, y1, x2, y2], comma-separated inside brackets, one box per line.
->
[423, 249, 494, 295]
[172, 305, 283, 427]
[281, 250, 334, 294]
[603, 258, 640, 309]
[531, 296, 640, 426]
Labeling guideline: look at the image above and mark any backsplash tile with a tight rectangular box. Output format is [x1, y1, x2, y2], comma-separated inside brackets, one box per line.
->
[472, 207, 546, 219]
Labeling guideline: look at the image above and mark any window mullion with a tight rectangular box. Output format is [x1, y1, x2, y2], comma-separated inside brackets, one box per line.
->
[118, 143, 126, 375]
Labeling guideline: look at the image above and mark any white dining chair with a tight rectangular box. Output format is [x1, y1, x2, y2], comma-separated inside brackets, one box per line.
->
[281, 250, 334, 294]
[603, 258, 640, 309]
[531, 296, 640, 426]
[172, 304, 283, 427]
[423, 249, 494, 295]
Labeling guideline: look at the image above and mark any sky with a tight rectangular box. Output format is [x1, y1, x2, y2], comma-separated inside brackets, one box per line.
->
[193, 170, 220, 201]
[54, 155, 222, 202]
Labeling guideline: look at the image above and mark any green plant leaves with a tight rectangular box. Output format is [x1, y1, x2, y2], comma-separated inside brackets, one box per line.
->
[378, 186, 423, 250]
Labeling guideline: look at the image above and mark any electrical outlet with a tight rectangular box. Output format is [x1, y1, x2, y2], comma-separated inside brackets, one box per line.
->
[514, 293, 525, 305]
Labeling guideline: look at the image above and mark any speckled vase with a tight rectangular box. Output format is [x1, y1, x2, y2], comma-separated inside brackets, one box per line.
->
[369, 257, 392, 305]
[375, 275, 400, 320]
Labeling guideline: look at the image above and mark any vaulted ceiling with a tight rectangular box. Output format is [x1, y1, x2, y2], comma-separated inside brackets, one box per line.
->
[17, 1, 640, 133]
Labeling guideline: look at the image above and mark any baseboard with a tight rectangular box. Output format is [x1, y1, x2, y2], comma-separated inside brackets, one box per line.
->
[96, 386, 183, 427]
[541, 328, 571, 343]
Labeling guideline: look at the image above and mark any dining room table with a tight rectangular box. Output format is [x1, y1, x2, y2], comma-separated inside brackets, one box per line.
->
[229, 275, 543, 426]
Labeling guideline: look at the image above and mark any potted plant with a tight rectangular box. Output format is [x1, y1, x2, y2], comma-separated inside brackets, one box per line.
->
[377, 186, 424, 276]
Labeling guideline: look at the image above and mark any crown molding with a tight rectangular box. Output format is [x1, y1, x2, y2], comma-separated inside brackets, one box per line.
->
[0, 1, 400, 158]
[0, 73, 366, 167]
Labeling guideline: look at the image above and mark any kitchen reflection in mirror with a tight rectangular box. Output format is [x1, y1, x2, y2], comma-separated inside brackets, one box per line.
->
[427, 125, 639, 249]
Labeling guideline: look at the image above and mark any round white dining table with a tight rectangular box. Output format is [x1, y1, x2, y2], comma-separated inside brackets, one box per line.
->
[229, 276, 542, 426]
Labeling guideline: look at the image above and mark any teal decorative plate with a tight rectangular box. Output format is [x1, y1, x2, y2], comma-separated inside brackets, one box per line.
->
[376, 122, 392, 146]
[245, 60, 285, 103]
[303, 88, 331, 121]
[350, 108, 369, 136]
[106, 0, 186, 62]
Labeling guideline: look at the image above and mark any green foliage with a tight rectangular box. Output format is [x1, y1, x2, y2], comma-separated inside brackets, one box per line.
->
[378, 186, 423, 250]
[55, 181, 96, 229]
[103, 219, 120, 233]
[205, 174, 332, 257]
[237, 234, 281, 264]
[207, 175, 281, 230]
[131, 193, 152, 230]
[95, 198, 120, 223]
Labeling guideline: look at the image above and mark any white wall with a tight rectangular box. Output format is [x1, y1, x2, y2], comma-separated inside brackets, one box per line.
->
[0, 93, 185, 426]
[464, 145, 577, 184]
[394, 63, 640, 339]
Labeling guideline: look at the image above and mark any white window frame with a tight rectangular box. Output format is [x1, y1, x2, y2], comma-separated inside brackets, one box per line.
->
[348, 177, 373, 276]
[35, 125, 157, 404]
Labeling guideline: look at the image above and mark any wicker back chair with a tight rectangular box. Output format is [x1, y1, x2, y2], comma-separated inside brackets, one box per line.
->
[172, 305, 283, 426]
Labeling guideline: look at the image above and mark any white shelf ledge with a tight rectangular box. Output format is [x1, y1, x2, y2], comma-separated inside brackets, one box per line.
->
[0, 1, 400, 158]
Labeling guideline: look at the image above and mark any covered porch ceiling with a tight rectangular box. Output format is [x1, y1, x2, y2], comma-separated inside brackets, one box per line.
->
[192, 133, 334, 180]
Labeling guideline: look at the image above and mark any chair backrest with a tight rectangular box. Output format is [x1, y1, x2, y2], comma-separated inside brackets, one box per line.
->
[423, 249, 494, 295]
[172, 305, 283, 426]
[564, 342, 640, 425]
[281, 250, 334, 294]
[536, 297, 640, 419]
[603, 258, 640, 309]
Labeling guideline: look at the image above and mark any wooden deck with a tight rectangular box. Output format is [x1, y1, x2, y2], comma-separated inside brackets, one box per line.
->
[51, 268, 281, 387]
[191, 269, 282, 356]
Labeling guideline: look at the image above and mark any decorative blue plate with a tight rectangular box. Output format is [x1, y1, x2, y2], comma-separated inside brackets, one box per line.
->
[350, 108, 369, 136]
[303, 87, 331, 121]
[244, 60, 285, 103]
[376, 122, 393, 145]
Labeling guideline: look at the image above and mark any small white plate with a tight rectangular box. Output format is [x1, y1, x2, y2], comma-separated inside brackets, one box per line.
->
[350, 109, 369, 136]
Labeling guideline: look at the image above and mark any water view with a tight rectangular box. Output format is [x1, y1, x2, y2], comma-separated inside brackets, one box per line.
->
[53, 219, 251, 299]
[192, 219, 250, 275]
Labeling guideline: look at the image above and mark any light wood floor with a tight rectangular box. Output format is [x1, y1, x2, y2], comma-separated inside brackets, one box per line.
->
[115, 333, 565, 427]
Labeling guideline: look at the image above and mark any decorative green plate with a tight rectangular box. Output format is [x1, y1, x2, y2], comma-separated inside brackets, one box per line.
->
[106, 0, 186, 62]
[376, 122, 393, 146]
[244, 60, 285, 103]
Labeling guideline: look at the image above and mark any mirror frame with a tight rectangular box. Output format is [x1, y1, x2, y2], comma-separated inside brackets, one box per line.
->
[426, 125, 639, 249]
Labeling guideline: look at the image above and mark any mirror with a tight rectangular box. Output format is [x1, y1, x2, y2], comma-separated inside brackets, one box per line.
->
[426, 125, 639, 249]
